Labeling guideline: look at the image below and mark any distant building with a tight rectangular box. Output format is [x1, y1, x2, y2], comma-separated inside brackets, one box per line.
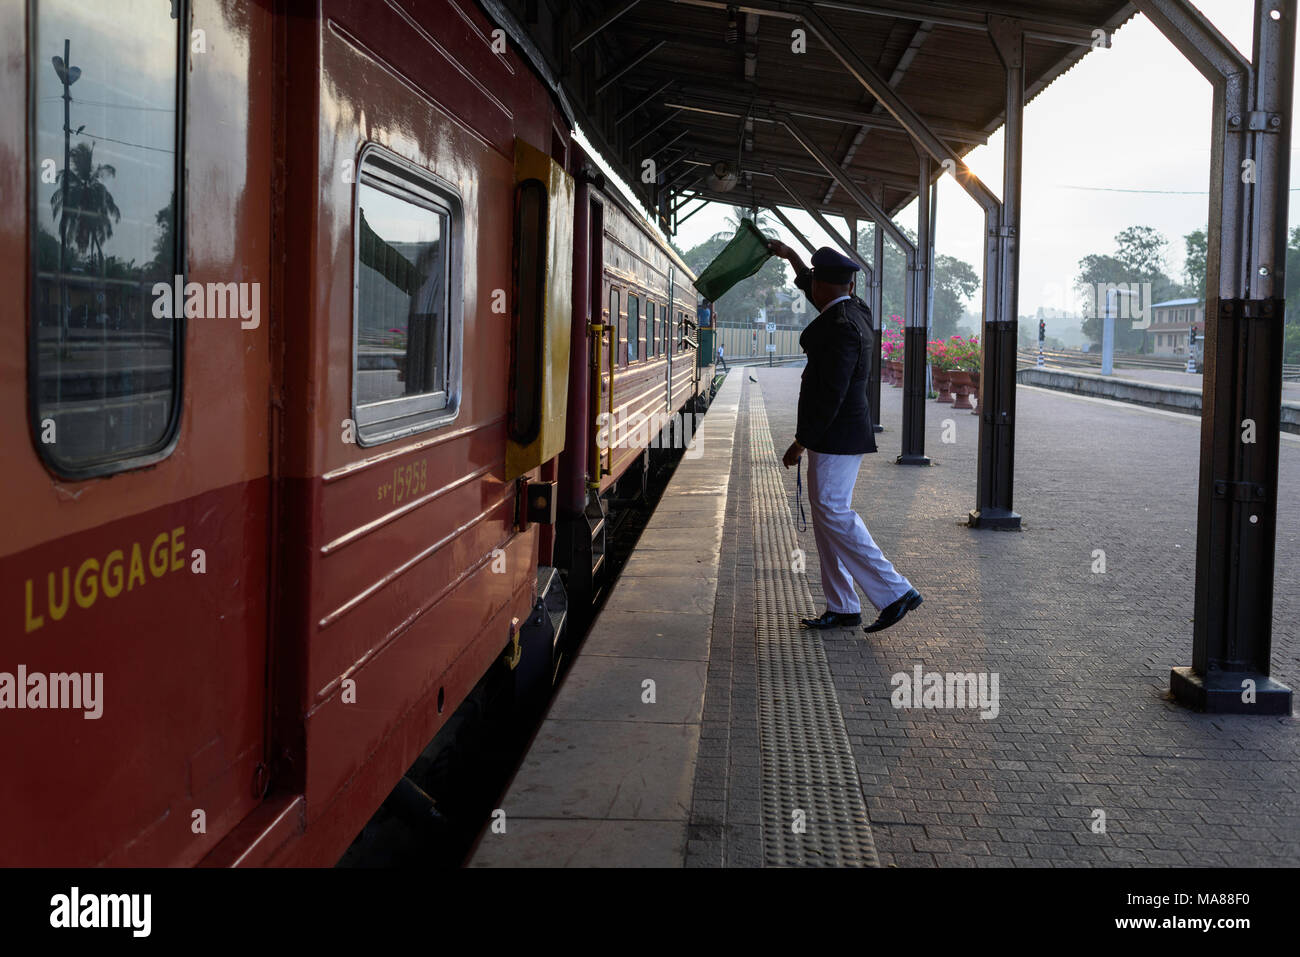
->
[1145, 298, 1204, 360]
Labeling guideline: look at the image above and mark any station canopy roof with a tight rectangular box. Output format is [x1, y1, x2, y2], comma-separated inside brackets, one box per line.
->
[485, 0, 1137, 228]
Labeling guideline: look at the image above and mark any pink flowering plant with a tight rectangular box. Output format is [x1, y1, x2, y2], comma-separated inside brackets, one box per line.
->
[952, 335, 981, 372]
[881, 314, 905, 361]
[927, 338, 957, 372]
[927, 334, 981, 372]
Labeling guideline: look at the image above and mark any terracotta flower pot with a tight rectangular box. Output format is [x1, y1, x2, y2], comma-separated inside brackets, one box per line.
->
[949, 370, 974, 410]
[969, 371, 981, 415]
[887, 359, 903, 386]
[933, 369, 954, 403]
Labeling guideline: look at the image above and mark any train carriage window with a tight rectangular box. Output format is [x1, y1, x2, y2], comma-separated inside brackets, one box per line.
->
[352, 148, 463, 445]
[627, 295, 640, 363]
[645, 302, 654, 360]
[609, 288, 619, 368]
[616, 289, 626, 367]
[30, 0, 186, 477]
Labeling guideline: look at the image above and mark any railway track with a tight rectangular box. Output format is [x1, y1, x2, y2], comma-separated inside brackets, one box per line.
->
[1017, 348, 1198, 372]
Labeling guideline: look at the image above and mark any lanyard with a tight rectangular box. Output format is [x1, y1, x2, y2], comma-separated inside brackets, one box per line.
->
[795, 456, 809, 532]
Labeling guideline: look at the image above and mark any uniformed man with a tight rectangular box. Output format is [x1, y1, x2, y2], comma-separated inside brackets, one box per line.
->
[766, 242, 923, 634]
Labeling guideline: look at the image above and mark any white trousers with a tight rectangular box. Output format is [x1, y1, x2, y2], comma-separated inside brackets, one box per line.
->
[806, 450, 912, 615]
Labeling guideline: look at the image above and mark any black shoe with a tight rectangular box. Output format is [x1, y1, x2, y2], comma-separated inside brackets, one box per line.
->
[863, 589, 923, 633]
[800, 610, 862, 629]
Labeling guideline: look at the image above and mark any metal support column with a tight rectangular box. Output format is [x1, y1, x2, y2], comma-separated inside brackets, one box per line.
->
[969, 16, 1025, 529]
[927, 176, 939, 397]
[898, 150, 931, 465]
[1133, 0, 1294, 713]
[869, 184, 885, 434]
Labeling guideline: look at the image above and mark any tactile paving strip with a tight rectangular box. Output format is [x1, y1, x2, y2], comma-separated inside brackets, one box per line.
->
[748, 385, 879, 867]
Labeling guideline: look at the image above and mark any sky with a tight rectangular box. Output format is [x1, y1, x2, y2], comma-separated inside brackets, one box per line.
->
[596, 0, 1294, 323]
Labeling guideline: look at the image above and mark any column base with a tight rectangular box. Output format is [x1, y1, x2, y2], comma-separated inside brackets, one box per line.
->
[896, 454, 931, 466]
[1169, 667, 1293, 715]
[967, 507, 1021, 530]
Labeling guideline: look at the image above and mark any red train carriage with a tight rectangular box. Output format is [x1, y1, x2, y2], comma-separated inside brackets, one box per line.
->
[1, 0, 704, 867]
[556, 170, 708, 616]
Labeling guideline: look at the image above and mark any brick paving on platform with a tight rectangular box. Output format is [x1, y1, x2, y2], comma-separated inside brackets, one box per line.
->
[741, 367, 1300, 867]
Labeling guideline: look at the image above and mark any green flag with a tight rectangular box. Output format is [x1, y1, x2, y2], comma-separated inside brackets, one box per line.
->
[692, 218, 773, 302]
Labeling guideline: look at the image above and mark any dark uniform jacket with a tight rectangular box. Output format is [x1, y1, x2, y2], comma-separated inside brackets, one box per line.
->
[793, 267, 877, 455]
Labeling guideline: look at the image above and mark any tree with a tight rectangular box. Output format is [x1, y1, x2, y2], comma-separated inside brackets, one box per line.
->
[712, 205, 775, 241]
[855, 223, 979, 336]
[932, 254, 980, 339]
[1075, 226, 1184, 350]
[1183, 227, 1207, 298]
[1114, 225, 1169, 277]
[148, 193, 177, 279]
[857, 223, 909, 324]
[1285, 226, 1300, 324]
[1286, 323, 1300, 363]
[51, 140, 121, 274]
[679, 221, 798, 326]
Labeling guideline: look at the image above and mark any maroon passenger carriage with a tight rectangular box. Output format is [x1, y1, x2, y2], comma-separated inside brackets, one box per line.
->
[1, 0, 710, 867]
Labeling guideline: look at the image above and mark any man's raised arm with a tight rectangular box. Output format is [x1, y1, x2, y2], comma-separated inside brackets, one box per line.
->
[767, 240, 814, 303]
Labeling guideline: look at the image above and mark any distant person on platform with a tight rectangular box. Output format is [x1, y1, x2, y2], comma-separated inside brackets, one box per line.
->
[766, 242, 923, 634]
[717, 342, 728, 370]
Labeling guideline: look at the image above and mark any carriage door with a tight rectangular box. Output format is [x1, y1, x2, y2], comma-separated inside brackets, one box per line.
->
[592, 287, 615, 482]
[588, 198, 611, 483]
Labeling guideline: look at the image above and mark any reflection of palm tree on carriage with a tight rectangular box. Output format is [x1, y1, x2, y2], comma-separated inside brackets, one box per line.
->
[39, 111, 175, 404]
[39, 137, 175, 346]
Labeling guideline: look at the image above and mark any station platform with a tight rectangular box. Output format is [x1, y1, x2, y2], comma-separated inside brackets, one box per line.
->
[1019, 364, 1300, 432]
[470, 366, 1300, 868]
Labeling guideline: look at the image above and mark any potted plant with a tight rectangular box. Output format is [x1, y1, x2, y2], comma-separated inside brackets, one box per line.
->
[927, 338, 955, 403]
[881, 315, 904, 386]
[882, 332, 903, 385]
[947, 336, 975, 410]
